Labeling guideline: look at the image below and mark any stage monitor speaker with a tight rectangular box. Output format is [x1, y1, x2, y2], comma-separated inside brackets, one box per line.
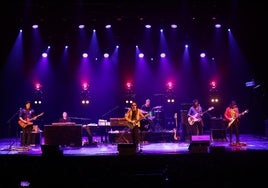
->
[188, 135, 211, 153]
[209, 146, 226, 153]
[117, 143, 136, 155]
[41, 145, 63, 157]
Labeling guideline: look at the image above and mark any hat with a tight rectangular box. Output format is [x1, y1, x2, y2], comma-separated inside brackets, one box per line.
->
[193, 99, 198, 103]
[25, 100, 31, 105]
[230, 100, 236, 107]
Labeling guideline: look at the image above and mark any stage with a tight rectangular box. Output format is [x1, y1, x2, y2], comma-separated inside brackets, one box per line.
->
[1, 133, 268, 187]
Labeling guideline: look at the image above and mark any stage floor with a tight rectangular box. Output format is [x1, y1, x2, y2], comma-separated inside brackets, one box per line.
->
[1, 133, 268, 156]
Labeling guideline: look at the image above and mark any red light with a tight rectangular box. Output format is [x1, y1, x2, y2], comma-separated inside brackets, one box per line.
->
[126, 82, 132, 89]
[167, 82, 173, 89]
[35, 83, 41, 90]
[210, 81, 216, 88]
[82, 83, 88, 90]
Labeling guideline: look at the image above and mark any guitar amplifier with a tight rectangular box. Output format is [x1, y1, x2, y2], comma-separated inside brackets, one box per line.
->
[110, 118, 128, 126]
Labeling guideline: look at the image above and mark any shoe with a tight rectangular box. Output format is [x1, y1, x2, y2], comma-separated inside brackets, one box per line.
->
[229, 142, 236, 146]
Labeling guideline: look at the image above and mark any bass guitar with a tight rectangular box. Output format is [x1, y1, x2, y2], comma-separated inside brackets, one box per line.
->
[173, 113, 180, 141]
[188, 107, 214, 125]
[227, 109, 249, 129]
[18, 112, 44, 128]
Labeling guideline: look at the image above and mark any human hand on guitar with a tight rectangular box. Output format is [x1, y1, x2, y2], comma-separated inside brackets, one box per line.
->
[18, 112, 44, 128]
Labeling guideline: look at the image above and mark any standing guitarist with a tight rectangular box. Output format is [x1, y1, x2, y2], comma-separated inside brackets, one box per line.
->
[224, 100, 242, 146]
[125, 102, 145, 152]
[19, 101, 36, 148]
[187, 99, 204, 136]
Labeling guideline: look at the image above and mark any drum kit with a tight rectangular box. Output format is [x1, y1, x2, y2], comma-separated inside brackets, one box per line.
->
[141, 105, 163, 132]
[124, 105, 163, 132]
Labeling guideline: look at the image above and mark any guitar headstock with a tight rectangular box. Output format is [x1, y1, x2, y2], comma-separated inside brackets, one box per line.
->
[208, 106, 214, 111]
[243, 109, 249, 114]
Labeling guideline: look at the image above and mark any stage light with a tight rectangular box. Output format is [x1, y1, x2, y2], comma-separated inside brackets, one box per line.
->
[42, 52, 47, 58]
[210, 97, 219, 103]
[81, 83, 90, 105]
[167, 82, 173, 90]
[34, 83, 43, 105]
[210, 81, 217, 89]
[126, 82, 132, 90]
[82, 83, 89, 90]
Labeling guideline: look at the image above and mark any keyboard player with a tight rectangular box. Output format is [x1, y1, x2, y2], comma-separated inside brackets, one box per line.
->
[58, 112, 96, 146]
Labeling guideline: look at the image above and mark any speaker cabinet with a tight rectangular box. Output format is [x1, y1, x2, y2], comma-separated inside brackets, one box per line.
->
[20, 131, 42, 145]
[188, 135, 211, 153]
[41, 145, 63, 156]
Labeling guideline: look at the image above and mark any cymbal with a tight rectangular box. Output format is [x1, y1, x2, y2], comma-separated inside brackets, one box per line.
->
[141, 110, 148, 114]
[153, 106, 163, 109]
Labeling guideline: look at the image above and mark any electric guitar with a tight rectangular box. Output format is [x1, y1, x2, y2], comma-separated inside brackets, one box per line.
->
[18, 112, 44, 128]
[227, 109, 249, 129]
[173, 113, 180, 141]
[127, 114, 149, 129]
[188, 107, 214, 125]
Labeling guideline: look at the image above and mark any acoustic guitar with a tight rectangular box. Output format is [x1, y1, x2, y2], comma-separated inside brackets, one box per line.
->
[18, 112, 44, 128]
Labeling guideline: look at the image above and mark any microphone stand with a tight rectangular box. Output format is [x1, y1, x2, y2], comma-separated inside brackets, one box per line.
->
[1, 109, 21, 151]
[101, 106, 119, 118]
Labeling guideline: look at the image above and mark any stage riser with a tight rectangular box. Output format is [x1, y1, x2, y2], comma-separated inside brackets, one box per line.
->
[108, 132, 175, 143]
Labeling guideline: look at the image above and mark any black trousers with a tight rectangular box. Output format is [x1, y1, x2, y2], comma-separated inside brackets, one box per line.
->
[21, 125, 33, 146]
[229, 120, 240, 143]
[132, 126, 140, 146]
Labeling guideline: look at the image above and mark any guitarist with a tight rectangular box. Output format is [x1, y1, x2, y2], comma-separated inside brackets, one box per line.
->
[224, 100, 241, 146]
[125, 102, 146, 152]
[187, 99, 204, 136]
[19, 101, 37, 148]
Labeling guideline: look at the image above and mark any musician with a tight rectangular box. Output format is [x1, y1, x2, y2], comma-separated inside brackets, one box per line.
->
[187, 99, 204, 136]
[58, 111, 95, 146]
[19, 101, 36, 148]
[59, 111, 71, 122]
[224, 100, 241, 146]
[125, 102, 145, 152]
[140, 98, 153, 132]
[141, 99, 152, 113]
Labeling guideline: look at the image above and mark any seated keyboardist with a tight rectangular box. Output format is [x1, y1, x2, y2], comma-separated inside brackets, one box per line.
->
[58, 111, 96, 146]
[59, 111, 72, 122]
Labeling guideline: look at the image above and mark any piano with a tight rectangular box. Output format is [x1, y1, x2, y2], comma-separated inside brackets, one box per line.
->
[52, 122, 76, 126]
[44, 124, 82, 147]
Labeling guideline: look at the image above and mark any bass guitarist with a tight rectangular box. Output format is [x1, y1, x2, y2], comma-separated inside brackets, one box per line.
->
[187, 99, 204, 136]
[19, 101, 37, 148]
[125, 102, 146, 152]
